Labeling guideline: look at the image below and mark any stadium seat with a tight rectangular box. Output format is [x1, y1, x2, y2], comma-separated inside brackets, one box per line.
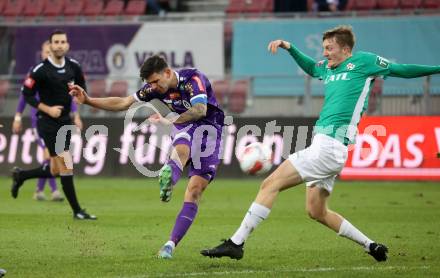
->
[0, 0, 7, 13]
[83, 0, 104, 16]
[63, 0, 84, 16]
[243, 0, 274, 13]
[102, 0, 124, 16]
[125, 0, 146, 16]
[422, 0, 440, 9]
[377, 0, 399, 9]
[23, 0, 46, 17]
[42, 0, 64, 17]
[212, 79, 230, 108]
[0, 80, 10, 111]
[109, 80, 128, 97]
[353, 0, 377, 10]
[228, 79, 248, 114]
[226, 0, 246, 13]
[400, 0, 422, 9]
[88, 79, 107, 98]
[3, 0, 26, 17]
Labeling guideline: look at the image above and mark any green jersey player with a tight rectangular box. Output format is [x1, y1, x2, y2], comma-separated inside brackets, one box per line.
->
[201, 25, 440, 261]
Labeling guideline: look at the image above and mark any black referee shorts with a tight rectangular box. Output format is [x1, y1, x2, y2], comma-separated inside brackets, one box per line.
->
[37, 117, 72, 157]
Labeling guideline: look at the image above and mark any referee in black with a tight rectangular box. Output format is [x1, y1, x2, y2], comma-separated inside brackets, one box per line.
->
[11, 30, 96, 220]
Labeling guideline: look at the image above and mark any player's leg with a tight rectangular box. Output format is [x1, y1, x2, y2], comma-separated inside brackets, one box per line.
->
[53, 152, 96, 220]
[158, 175, 209, 259]
[201, 160, 303, 259]
[10, 125, 54, 198]
[159, 143, 190, 202]
[40, 147, 63, 201]
[306, 183, 388, 261]
[33, 178, 47, 201]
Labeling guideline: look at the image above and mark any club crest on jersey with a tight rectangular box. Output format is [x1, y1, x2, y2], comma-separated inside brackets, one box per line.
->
[24, 77, 35, 89]
[346, 63, 355, 70]
[185, 83, 194, 97]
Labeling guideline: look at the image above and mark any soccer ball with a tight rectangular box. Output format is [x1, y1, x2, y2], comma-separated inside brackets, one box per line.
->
[238, 142, 273, 175]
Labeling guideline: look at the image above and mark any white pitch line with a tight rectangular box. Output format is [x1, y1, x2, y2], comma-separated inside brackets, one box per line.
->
[124, 265, 431, 278]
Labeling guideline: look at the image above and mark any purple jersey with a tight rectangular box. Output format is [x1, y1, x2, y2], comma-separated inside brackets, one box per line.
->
[133, 68, 224, 127]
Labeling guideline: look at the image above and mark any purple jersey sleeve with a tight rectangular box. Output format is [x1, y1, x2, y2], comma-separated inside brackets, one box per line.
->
[133, 83, 160, 102]
[70, 98, 78, 112]
[16, 94, 27, 113]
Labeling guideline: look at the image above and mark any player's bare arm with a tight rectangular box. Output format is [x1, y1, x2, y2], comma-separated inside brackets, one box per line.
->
[267, 40, 291, 54]
[37, 103, 63, 118]
[70, 84, 135, 111]
[173, 103, 207, 124]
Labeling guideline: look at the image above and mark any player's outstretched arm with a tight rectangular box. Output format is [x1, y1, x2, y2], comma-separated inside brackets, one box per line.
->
[268, 39, 321, 77]
[69, 84, 135, 111]
[389, 63, 440, 78]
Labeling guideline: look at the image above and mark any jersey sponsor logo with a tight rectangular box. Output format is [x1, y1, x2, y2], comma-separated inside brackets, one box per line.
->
[57, 69, 66, 74]
[24, 77, 35, 89]
[376, 56, 390, 69]
[183, 100, 191, 109]
[324, 72, 350, 84]
[346, 63, 356, 70]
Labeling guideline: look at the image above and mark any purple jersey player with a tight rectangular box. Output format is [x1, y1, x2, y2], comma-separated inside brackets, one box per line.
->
[70, 55, 225, 259]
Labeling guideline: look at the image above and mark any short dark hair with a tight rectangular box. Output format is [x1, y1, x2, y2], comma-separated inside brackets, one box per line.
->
[139, 55, 168, 80]
[49, 29, 67, 43]
[323, 25, 355, 50]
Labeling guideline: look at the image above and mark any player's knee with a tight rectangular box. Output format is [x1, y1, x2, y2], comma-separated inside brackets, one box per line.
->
[187, 183, 204, 200]
[306, 207, 325, 222]
[260, 176, 280, 193]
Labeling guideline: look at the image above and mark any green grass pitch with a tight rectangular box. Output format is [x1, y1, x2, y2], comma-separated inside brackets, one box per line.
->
[1, 177, 439, 277]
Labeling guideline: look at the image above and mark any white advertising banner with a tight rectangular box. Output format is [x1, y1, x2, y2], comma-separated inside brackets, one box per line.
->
[106, 21, 225, 92]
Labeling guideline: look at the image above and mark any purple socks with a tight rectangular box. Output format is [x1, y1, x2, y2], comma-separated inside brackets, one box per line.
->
[168, 159, 183, 186]
[170, 202, 198, 246]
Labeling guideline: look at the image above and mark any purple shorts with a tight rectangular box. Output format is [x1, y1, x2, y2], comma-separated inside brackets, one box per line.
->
[171, 122, 223, 182]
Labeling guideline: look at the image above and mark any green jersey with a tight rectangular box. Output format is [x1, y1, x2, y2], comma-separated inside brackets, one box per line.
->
[287, 44, 440, 145]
